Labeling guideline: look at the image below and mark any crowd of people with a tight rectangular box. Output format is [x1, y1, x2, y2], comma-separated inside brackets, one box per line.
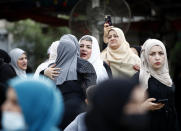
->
[0, 23, 180, 131]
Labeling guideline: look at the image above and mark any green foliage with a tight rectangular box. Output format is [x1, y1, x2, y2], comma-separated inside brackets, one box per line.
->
[7, 19, 70, 71]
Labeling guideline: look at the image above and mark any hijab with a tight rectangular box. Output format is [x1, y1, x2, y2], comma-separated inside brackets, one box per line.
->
[0, 49, 11, 63]
[59, 34, 97, 87]
[54, 37, 78, 85]
[79, 35, 108, 84]
[34, 41, 59, 78]
[60, 34, 80, 56]
[85, 78, 138, 131]
[101, 27, 141, 78]
[8, 74, 64, 131]
[9, 48, 26, 79]
[139, 39, 173, 89]
[61, 34, 95, 74]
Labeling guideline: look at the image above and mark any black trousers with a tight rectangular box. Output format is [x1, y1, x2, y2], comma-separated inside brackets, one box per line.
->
[59, 93, 86, 130]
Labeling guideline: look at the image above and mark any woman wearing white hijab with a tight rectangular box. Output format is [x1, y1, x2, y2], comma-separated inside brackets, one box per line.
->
[33, 41, 60, 78]
[37, 35, 97, 89]
[132, 39, 179, 131]
[101, 27, 141, 78]
[79, 35, 110, 84]
[9, 48, 27, 79]
[139, 39, 173, 89]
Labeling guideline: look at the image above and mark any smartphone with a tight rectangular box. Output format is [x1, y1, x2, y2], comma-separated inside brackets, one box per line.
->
[155, 99, 168, 104]
[104, 15, 112, 26]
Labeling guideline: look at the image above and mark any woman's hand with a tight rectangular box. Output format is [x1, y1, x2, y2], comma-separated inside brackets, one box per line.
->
[133, 64, 140, 71]
[141, 98, 165, 111]
[44, 64, 60, 80]
[103, 23, 113, 44]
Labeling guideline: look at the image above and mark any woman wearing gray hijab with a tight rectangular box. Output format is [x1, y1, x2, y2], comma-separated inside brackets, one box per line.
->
[55, 38, 78, 85]
[60, 34, 97, 88]
[54, 36, 91, 130]
[9, 48, 27, 79]
[43, 34, 96, 89]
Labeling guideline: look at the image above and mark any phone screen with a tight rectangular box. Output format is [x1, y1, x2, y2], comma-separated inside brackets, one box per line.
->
[104, 15, 112, 26]
[155, 99, 168, 104]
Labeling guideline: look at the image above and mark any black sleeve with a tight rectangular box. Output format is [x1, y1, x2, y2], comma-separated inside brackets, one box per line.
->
[101, 42, 108, 51]
[130, 71, 140, 85]
[103, 62, 112, 78]
[78, 63, 97, 89]
[82, 62, 97, 88]
[77, 58, 97, 89]
[84, 72, 97, 88]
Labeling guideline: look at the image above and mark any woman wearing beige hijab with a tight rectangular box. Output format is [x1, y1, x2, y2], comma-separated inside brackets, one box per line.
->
[132, 39, 179, 131]
[101, 27, 140, 78]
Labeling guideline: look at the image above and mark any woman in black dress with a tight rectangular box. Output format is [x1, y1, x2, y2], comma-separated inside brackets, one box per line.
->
[133, 39, 179, 131]
[53, 35, 96, 130]
[0, 49, 16, 129]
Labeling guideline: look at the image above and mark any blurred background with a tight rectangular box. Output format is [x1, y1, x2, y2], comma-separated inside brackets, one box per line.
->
[0, 0, 181, 125]
[0, 0, 181, 72]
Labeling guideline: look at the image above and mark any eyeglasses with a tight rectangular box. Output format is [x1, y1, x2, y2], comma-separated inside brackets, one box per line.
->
[107, 35, 118, 39]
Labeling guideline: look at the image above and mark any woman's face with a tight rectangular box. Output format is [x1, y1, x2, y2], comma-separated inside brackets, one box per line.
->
[108, 30, 121, 50]
[80, 40, 92, 60]
[148, 45, 165, 70]
[17, 53, 27, 71]
[2, 88, 21, 113]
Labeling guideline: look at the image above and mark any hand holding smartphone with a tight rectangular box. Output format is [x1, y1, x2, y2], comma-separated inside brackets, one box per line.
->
[154, 99, 168, 104]
[104, 15, 112, 26]
[103, 15, 113, 43]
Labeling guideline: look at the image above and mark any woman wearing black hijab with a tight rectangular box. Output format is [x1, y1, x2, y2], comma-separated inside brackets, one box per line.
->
[0, 49, 16, 84]
[85, 78, 148, 131]
[0, 49, 11, 63]
[0, 49, 16, 129]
